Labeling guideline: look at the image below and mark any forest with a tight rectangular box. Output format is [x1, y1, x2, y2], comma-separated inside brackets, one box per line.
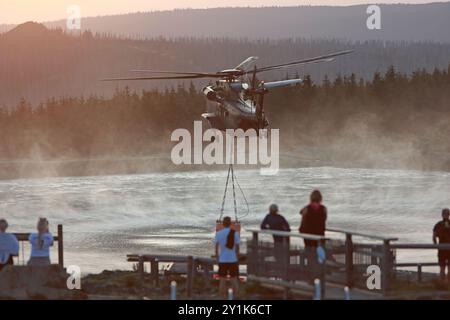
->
[0, 64, 449, 179]
[2, 22, 450, 106]
[21, 3, 450, 42]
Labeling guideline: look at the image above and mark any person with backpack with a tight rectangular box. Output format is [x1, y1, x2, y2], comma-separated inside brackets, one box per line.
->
[299, 190, 327, 246]
[215, 216, 240, 298]
[299, 190, 328, 281]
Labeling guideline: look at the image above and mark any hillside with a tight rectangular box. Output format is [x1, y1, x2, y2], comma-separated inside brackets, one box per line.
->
[37, 3, 450, 42]
[1, 22, 450, 107]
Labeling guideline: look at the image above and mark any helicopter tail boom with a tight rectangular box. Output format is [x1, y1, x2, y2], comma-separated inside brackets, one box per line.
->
[262, 78, 303, 89]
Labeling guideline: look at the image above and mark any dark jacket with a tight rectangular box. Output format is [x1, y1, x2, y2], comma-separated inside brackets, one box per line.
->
[434, 219, 450, 244]
[299, 204, 327, 247]
[261, 213, 291, 243]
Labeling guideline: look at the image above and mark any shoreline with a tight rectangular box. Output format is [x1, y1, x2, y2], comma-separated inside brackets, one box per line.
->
[0, 155, 448, 181]
[77, 268, 450, 300]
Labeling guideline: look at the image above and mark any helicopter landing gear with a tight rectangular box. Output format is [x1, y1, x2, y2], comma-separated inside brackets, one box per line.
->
[258, 120, 271, 140]
[202, 116, 221, 143]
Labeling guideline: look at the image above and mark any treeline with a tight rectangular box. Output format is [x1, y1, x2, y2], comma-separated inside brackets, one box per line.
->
[43, 4, 450, 42]
[0, 84, 203, 160]
[2, 22, 450, 107]
[268, 65, 450, 169]
[1, 65, 450, 173]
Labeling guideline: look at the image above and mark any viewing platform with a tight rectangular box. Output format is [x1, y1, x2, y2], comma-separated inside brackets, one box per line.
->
[2, 224, 450, 300]
[126, 227, 450, 300]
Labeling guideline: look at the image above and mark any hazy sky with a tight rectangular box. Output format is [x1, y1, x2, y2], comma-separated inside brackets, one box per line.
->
[0, 0, 440, 24]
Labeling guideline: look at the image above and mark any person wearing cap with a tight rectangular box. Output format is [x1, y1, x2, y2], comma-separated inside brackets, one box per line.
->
[0, 219, 19, 271]
[433, 208, 450, 282]
[261, 204, 291, 265]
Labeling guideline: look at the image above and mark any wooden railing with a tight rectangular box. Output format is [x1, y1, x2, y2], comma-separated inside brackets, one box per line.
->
[326, 227, 398, 242]
[245, 227, 406, 296]
[326, 227, 399, 294]
[12, 224, 64, 270]
[245, 228, 329, 299]
[391, 243, 450, 282]
[246, 228, 329, 241]
[124, 229, 448, 298]
[127, 254, 216, 298]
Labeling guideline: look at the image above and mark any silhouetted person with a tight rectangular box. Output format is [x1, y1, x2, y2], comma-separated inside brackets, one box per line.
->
[299, 190, 327, 246]
[261, 204, 291, 265]
[261, 204, 291, 239]
[299, 190, 327, 281]
[0, 219, 19, 271]
[28, 218, 53, 266]
[433, 208, 450, 282]
[215, 216, 240, 299]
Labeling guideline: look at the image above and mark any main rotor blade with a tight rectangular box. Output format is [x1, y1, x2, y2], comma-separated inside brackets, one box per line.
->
[235, 56, 259, 71]
[101, 74, 218, 81]
[247, 50, 354, 74]
[130, 70, 225, 77]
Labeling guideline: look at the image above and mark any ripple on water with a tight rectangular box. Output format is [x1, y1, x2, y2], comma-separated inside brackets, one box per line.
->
[1, 167, 449, 272]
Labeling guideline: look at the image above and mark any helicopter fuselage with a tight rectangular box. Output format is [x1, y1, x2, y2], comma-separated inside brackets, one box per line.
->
[103, 50, 353, 133]
[201, 80, 268, 132]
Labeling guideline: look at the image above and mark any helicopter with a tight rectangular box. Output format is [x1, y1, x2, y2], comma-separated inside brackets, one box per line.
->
[103, 50, 353, 133]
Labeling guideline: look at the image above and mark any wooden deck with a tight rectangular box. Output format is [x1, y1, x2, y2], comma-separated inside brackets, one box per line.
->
[124, 227, 450, 299]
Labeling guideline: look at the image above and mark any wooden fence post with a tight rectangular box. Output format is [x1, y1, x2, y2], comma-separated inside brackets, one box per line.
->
[57, 224, 64, 270]
[187, 256, 194, 298]
[345, 233, 353, 288]
[381, 240, 391, 295]
[417, 264, 422, 282]
[282, 236, 290, 300]
[138, 256, 144, 279]
[249, 231, 259, 275]
[151, 259, 159, 287]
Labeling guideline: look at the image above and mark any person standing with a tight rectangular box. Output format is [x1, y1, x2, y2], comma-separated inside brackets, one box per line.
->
[28, 218, 54, 266]
[299, 190, 327, 245]
[299, 190, 328, 280]
[433, 208, 450, 282]
[0, 219, 19, 271]
[261, 204, 291, 235]
[215, 216, 240, 298]
[261, 204, 291, 264]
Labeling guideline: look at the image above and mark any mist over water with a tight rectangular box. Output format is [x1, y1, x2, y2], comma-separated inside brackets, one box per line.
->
[1, 167, 449, 273]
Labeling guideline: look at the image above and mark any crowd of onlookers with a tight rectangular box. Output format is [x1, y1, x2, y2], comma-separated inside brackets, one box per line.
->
[214, 190, 450, 298]
[0, 217, 53, 271]
[214, 189, 327, 298]
[1, 189, 449, 299]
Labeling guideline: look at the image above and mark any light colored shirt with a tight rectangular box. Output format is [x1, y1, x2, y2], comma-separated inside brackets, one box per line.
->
[215, 227, 240, 263]
[0, 232, 19, 264]
[29, 233, 53, 258]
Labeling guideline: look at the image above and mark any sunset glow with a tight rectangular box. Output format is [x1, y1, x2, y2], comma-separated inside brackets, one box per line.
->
[0, 0, 439, 24]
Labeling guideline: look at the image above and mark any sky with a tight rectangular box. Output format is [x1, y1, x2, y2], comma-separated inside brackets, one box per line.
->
[0, 0, 441, 24]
